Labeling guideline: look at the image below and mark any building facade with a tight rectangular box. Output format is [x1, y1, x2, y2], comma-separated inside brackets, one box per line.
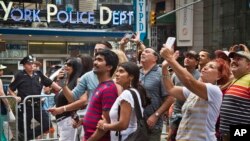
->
[0, 0, 134, 76]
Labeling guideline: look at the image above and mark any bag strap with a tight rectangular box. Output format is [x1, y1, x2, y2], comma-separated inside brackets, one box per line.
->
[129, 89, 143, 120]
[115, 106, 122, 141]
[115, 89, 143, 141]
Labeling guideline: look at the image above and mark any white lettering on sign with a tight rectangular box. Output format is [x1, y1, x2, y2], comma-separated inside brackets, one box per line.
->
[100, 6, 133, 25]
[100, 6, 112, 25]
[136, 0, 146, 41]
[0, 1, 13, 21]
[0, 2, 133, 26]
[47, 4, 58, 23]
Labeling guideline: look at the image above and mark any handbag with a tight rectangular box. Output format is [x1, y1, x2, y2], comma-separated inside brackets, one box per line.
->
[117, 89, 149, 141]
[8, 109, 16, 122]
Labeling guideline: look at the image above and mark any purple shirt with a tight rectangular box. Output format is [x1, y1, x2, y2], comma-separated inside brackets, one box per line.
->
[83, 80, 118, 141]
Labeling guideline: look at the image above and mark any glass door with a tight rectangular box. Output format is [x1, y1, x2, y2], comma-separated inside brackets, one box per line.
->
[43, 59, 63, 76]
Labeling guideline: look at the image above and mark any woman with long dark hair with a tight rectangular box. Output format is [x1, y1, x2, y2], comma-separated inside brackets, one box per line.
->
[54, 57, 82, 141]
[97, 62, 150, 141]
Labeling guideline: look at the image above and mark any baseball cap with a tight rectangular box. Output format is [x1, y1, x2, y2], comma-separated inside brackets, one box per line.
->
[184, 50, 199, 61]
[228, 44, 250, 60]
[215, 50, 230, 63]
[0, 64, 7, 70]
[20, 55, 34, 64]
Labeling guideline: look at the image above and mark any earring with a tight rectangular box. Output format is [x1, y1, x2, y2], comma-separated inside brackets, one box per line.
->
[130, 80, 132, 88]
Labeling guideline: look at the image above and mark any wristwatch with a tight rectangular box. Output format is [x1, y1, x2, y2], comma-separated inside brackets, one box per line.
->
[155, 112, 160, 117]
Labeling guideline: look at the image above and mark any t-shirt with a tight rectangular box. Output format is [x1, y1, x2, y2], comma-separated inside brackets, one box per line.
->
[41, 93, 55, 110]
[140, 65, 167, 129]
[83, 80, 118, 141]
[109, 88, 143, 141]
[72, 71, 98, 101]
[176, 83, 222, 141]
[220, 74, 250, 133]
[171, 69, 200, 118]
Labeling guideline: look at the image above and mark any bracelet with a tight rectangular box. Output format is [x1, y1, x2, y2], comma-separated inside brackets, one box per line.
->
[63, 106, 67, 112]
[162, 74, 171, 79]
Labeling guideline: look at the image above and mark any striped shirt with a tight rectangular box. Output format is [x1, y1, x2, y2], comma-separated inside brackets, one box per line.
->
[176, 83, 222, 141]
[140, 65, 168, 129]
[220, 74, 250, 133]
[83, 80, 118, 141]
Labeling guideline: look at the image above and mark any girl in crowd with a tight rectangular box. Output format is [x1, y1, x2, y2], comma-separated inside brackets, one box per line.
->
[53, 57, 82, 140]
[160, 46, 230, 141]
[97, 62, 150, 141]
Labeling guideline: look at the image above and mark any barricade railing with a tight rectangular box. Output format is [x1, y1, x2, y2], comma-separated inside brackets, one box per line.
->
[23, 95, 58, 141]
[0, 96, 19, 141]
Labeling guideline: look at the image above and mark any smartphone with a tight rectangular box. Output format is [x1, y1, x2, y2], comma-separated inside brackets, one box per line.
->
[124, 33, 135, 39]
[165, 37, 176, 49]
[72, 114, 79, 122]
[59, 66, 67, 79]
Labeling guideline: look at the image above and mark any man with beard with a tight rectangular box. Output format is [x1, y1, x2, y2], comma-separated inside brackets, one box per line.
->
[57, 50, 119, 141]
[82, 50, 119, 141]
[50, 41, 113, 114]
[220, 44, 250, 141]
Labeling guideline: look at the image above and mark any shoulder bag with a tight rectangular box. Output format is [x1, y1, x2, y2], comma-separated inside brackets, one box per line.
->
[116, 89, 149, 141]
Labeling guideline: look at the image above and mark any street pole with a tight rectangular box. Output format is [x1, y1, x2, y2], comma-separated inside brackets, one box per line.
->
[156, 0, 202, 20]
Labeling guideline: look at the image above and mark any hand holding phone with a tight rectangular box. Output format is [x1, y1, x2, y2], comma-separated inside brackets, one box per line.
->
[124, 33, 135, 39]
[165, 37, 176, 49]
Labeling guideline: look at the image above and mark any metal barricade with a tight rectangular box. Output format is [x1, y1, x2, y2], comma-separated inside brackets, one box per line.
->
[22, 95, 58, 141]
[0, 96, 18, 141]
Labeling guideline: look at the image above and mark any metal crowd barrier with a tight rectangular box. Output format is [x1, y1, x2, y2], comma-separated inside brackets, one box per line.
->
[1, 95, 83, 141]
[0, 96, 18, 141]
[22, 95, 58, 141]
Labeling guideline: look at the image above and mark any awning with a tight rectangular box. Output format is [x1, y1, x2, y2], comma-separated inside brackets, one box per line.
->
[0, 28, 130, 42]
[157, 13, 176, 24]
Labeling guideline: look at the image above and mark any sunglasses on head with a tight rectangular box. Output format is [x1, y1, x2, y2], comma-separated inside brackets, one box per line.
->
[231, 44, 247, 52]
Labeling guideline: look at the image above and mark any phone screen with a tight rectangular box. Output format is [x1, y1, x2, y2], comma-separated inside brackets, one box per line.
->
[124, 33, 134, 39]
[165, 37, 176, 49]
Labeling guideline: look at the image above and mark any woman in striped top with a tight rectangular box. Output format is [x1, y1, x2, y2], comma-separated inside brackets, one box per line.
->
[160, 46, 231, 141]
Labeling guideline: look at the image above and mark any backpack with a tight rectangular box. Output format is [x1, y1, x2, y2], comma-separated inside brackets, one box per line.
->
[117, 89, 149, 141]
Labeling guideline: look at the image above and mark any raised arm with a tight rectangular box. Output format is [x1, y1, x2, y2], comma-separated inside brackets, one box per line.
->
[49, 92, 88, 115]
[161, 60, 185, 101]
[160, 46, 208, 100]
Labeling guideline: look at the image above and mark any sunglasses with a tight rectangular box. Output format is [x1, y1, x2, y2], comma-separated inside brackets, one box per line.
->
[231, 44, 247, 52]
[65, 62, 73, 67]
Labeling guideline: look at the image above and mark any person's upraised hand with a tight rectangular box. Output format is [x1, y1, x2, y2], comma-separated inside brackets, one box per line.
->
[160, 44, 174, 60]
[130, 32, 140, 43]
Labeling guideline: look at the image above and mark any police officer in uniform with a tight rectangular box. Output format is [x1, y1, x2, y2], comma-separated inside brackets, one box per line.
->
[8, 55, 61, 140]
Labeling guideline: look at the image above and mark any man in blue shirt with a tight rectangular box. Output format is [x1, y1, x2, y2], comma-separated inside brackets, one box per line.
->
[140, 48, 174, 141]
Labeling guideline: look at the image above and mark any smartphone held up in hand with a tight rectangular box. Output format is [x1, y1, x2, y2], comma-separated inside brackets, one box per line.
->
[124, 33, 135, 39]
[165, 37, 176, 49]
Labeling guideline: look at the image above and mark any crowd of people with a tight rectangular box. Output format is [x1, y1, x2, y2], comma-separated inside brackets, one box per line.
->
[0, 33, 250, 141]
